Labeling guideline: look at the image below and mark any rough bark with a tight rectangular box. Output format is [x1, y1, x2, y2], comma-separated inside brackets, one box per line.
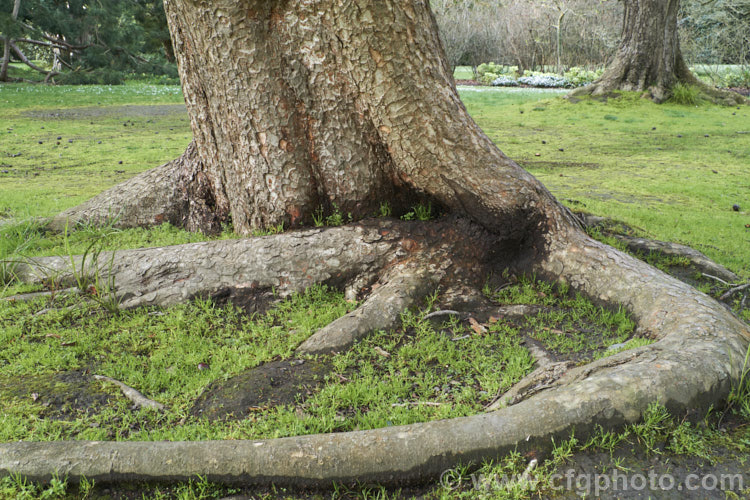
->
[59, 0, 572, 242]
[569, 0, 745, 104]
[8, 0, 749, 490]
[0, 0, 21, 82]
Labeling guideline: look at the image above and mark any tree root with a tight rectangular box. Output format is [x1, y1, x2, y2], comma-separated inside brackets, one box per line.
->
[612, 235, 740, 283]
[3, 287, 80, 303]
[48, 143, 224, 234]
[93, 375, 165, 411]
[485, 340, 573, 411]
[297, 264, 439, 354]
[577, 212, 740, 283]
[14, 222, 418, 310]
[1, 221, 749, 489]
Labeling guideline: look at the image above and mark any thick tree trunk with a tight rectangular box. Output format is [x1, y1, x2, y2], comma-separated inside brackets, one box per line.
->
[0, 0, 21, 82]
[570, 0, 745, 104]
[61, 0, 570, 242]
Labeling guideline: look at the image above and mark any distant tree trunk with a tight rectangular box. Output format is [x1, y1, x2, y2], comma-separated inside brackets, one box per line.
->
[0, 0, 22, 82]
[570, 0, 744, 104]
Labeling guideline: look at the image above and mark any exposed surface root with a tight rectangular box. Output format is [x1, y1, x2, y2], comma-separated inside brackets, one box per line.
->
[2, 220, 749, 489]
[297, 264, 439, 354]
[15, 222, 416, 310]
[612, 235, 740, 283]
[48, 143, 224, 234]
[577, 212, 740, 283]
[485, 340, 573, 411]
[3, 287, 80, 303]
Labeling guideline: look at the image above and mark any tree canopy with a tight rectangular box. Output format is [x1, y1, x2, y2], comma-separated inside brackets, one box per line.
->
[0, 0, 174, 83]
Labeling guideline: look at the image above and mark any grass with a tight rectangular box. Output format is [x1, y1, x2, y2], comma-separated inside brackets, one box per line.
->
[0, 83, 749, 498]
[484, 275, 638, 360]
[0, 83, 188, 219]
[459, 89, 750, 278]
[0, 282, 546, 443]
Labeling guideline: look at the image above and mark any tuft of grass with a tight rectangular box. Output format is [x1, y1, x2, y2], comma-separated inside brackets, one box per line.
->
[669, 82, 702, 106]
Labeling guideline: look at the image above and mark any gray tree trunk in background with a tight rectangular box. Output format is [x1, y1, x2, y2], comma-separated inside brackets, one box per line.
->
[571, 0, 744, 103]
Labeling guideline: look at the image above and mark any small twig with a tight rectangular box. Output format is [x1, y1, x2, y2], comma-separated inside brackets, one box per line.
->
[720, 283, 750, 301]
[520, 458, 538, 482]
[451, 334, 471, 341]
[702, 273, 730, 285]
[93, 375, 165, 410]
[391, 401, 443, 407]
[423, 309, 460, 320]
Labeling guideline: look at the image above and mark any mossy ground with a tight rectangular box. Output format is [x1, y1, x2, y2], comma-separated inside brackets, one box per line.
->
[0, 83, 749, 498]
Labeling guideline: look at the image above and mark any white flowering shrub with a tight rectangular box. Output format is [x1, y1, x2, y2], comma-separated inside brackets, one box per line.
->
[491, 76, 519, 86]
[518, 73, 572, 88]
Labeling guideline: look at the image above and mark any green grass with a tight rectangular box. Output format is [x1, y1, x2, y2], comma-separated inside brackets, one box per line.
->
[0, 83, 189, 218]
[0, 284, 535, 443]
[453, 66, 475, 80]
[459, 90, 750, 278]
[485, 275, 638, 359]
[0, 83, 749, 499]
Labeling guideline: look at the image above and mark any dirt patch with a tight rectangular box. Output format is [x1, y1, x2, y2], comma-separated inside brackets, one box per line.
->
[22, 104, 187, 119]
[0, 369, 113, 420]
[521, 160, 600, 170]
[191, 358, 332, 421]
[549, 430, 750, 499]
[455, 79, 482, 86]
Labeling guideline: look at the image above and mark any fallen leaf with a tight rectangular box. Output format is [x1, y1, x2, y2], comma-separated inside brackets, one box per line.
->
[489, 316, 499, 324]
[373, 346, 391, 358]
[61, 341, 76, 347]
[45, 333, 61, 339]
[468, 317, 487, 335]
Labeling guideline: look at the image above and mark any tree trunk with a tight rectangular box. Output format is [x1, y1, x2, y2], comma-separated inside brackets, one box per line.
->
[569, 0, 745, 104]
[62, 0, 569, 242]
[12, 0, 750, 489]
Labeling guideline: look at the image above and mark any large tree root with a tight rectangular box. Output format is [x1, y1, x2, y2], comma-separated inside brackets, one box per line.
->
[14, 221, 426, 311]
[1, 219, 748, 488]
[297, 264, 439, 354]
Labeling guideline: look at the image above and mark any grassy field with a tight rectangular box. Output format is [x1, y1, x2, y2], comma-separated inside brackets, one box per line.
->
[0, 83, 749, 499]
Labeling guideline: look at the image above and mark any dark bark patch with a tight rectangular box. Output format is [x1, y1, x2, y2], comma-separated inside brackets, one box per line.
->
[208, 285, 279, 316]
[190, 358, 331, 421]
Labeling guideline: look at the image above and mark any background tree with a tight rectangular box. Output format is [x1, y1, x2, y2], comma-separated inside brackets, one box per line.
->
[0, 0, 175, 83]
[570, 0, 746, 102]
